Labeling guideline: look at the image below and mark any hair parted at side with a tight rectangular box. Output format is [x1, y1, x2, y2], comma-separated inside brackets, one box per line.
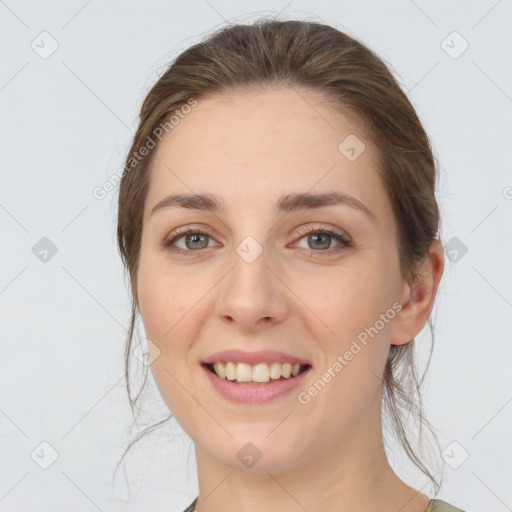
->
[115, 17, 444, 493]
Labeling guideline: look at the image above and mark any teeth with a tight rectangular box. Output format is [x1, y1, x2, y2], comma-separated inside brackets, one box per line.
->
[236, 362, 254, 382]
[213, 361, 226, 379]
[211, 362, 307, 382]
[225, 362, 236, 381]
[270, 362, 282, 379]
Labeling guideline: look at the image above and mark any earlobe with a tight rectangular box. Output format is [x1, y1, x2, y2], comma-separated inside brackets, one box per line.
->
[390, 240, 445, 347]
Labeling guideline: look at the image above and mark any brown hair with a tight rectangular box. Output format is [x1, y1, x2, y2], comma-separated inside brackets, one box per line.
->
[116, 18, 444, 493]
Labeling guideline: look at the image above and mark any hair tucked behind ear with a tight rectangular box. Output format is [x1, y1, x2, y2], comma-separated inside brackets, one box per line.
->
[115, 17, 444, 494]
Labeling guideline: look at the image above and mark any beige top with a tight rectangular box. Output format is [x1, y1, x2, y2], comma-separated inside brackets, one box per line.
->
[182, 497, 465, 511]
[425, 499, 466, 512]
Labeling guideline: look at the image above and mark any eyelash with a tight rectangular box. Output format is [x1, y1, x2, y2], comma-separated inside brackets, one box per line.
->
[161, 226, 351, 257]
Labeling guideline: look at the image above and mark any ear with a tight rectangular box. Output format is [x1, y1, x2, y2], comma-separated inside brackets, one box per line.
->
[391, 240, 445, 346]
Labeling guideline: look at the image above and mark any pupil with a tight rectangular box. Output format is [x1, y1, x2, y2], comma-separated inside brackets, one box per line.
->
[187, 234, 207, 249]
[309, 233, 329, 249]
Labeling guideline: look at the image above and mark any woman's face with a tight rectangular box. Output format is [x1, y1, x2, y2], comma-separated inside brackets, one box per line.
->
[136, 87, 409, 472]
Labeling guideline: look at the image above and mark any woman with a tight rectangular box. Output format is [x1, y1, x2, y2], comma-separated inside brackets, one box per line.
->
[116, 19, 465, 512]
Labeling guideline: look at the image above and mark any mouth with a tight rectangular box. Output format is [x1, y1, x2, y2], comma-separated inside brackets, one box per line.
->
[202, 361, 312, 385]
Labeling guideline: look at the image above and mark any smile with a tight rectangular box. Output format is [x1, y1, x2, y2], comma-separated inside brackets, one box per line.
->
[201, 362, 312, 403]
[206, 361, 310, 384]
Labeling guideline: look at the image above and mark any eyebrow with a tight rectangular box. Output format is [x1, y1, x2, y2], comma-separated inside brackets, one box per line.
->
[150, 191, 374, 219]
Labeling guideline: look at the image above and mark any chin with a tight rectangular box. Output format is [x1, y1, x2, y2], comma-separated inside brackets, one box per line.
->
[207, 434, 304, 473]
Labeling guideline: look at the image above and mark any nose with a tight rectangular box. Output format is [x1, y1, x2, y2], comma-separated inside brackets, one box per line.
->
[215, 243, 288, 332]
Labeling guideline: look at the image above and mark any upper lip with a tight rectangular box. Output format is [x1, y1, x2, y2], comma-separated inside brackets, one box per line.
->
[203, 349, 312, 366]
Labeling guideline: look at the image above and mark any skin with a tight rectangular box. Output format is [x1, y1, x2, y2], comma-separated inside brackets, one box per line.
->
[136, 86, 444, 512]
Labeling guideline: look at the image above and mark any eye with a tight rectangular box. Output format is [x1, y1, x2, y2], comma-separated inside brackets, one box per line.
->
[161, 225, 351, 256]
[292, 225, 351, 255]
[161, 227, 217, 255]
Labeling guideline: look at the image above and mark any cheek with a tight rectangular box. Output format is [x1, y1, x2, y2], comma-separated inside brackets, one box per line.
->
[136, 255, 210, 388]
[138, 279, 175, 338]
[302, 259, 397, 406]
[300, 265, 395, 420]
[137, 252, 190, 341]
[137, 263, 199, 422]
[304, 261, 393, 338]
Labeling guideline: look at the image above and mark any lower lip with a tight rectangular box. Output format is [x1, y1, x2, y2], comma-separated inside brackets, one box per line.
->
[201, 364, 312, 404]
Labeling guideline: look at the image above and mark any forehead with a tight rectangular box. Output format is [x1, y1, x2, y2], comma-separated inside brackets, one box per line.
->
[153, 87, 371, 164]
[144, 87, 391, 224]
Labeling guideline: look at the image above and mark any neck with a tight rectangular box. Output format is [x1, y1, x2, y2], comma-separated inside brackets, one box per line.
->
[192, 395, 430, 512]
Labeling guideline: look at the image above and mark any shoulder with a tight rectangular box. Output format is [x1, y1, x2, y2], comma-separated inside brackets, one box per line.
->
[182, 496, 198, 512]
[426, 498, 466, 512]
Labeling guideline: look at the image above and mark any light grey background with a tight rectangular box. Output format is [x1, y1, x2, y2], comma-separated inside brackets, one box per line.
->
[1, 1, 511, 511]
